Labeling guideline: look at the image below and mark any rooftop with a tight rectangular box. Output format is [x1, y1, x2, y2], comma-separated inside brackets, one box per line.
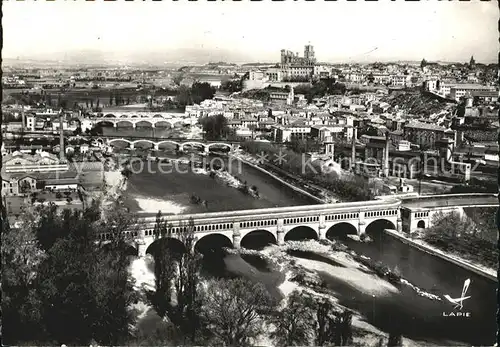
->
[404, 120, 447, 132]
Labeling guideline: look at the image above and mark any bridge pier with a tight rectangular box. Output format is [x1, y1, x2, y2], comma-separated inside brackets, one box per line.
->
[154, 144, 159, 151]
[136, 240, 147, 257]
[318, 215, 327, 240]
[277, 229, 285, 245]
[233, 233, 241, 249]
[232, 222, 241, 249]
[277, 219, 285, 245]
[204, 146, 210, 154]
[358, 220, 366, 236]
[397, 218, 402, 232]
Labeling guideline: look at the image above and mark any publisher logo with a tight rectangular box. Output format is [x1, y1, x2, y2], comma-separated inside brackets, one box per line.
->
[442, 278, 471, 318]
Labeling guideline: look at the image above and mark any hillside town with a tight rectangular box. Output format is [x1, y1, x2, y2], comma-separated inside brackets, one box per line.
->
[2, 32, 499, 347]
[3, 45, 498, 206]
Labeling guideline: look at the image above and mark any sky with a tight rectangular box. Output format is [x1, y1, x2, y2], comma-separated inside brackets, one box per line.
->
[3, 0, 498, 64]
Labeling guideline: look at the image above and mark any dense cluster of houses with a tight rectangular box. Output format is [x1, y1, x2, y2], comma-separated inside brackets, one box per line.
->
[1, 151, 79, 198]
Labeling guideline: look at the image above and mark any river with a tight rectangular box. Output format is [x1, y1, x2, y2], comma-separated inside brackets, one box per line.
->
[123, 153, 317, 214]
[112, 130, 496, 346]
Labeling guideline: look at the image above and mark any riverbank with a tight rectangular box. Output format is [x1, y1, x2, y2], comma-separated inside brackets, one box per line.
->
[229, 240, 450, 347]
[384, 229, 497, 281]
[231, 152, 330, 203]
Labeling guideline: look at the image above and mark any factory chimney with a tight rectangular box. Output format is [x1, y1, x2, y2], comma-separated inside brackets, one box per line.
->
[383, 131, 390, 177]
[21, 104, 26, 131]
[351, 128, 357, 171]
[59, 109, 65, 161]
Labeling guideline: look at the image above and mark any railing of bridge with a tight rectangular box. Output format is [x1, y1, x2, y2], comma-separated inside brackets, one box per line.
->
[136, 199, 403, 223]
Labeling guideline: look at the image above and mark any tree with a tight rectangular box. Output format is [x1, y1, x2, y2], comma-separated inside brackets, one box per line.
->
[172, 218, 202, 343]
[270, 290, 315, 346]
[151, 212, 177, 317]
[221, 79, 243, 93]
[2, 201, 138, 345]
[315, 299, 353, 346]
[176, 85, 192, 106]
[191, 82, 216, 105]
[428, 211, 473, 239]
[201, 278, 276, 346]
[151, 214, 203, 344]
[199, 114, 230, 141]
[2, 210, 47, 343]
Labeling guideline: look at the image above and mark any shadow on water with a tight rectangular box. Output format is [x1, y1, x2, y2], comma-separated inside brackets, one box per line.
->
[240, 254, 272, 272]
[286, 249, 347, 268]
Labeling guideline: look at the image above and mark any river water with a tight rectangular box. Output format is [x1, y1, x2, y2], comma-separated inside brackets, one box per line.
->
[112, 127, 496, 345]
[124, 153, 317, 214]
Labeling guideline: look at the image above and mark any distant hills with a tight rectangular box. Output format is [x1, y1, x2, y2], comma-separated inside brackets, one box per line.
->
[3, 48, 262, 68]
[3, 50, 497, 68]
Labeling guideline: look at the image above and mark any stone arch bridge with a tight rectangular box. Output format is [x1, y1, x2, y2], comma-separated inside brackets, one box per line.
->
[91, 112, 196, 128]
[97, 193, 499, 257]
[99, 199, 402, 257]
[100, 137, 240, 153]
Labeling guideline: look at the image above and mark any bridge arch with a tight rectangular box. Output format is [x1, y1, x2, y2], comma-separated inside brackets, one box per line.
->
[171, 120, 185, 128]
[119, 114, 129, 118]
[101, 241, 138, 257]
[181, 142, 206, 151]
[194, 234, 233, 255]
[326, 222, 358, 240]
[207, 143, 233, 152]
[240, 229, 277, 250]
[130, 115, 139, 118]
[132, 139, 156, 149]
[157, 140, 180, 150]
[417, 220, 426, 229]
[134, 120, 154, 128]
[94, 120, 115, 127]
[115, 120, 134, 128]
[153, 114, 164, 118]
[108, 138, 133, 148]
[145, 237, 187, 258]
[365, 219, 396, 241]
[285, 226, 318, 241]
[155, 121, 173, 128]
[104, 113, 116, 118]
